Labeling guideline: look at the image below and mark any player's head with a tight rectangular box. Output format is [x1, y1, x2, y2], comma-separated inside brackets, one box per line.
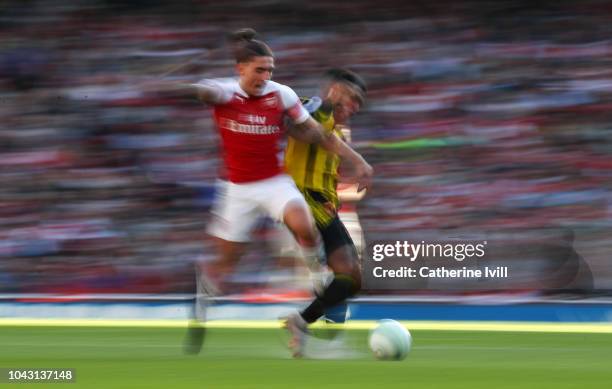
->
[322, 68, 367, 124]
[229, 28, 274, 96]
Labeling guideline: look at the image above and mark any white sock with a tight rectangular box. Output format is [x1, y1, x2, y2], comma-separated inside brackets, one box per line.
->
[299, 242, 325, 271]
[299, 242, 329, 295]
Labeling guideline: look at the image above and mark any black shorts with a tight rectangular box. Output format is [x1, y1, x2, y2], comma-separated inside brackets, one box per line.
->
[318, 214, 356, 258]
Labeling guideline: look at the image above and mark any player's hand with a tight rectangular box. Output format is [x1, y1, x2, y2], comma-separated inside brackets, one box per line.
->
[355, 160, 373, 192]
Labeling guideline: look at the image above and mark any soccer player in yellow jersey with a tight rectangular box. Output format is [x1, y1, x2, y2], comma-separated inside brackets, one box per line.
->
[283, 68, 370, 357]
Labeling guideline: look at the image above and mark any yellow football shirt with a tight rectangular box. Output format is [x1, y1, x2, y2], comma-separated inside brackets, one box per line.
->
[285, 97, 344, 227]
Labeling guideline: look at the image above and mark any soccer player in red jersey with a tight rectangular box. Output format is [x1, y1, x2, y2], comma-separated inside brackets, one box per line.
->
[196, 30, 370, 287]
[152, 29, 372, 353]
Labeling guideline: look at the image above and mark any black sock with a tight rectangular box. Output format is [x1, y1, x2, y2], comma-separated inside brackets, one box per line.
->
[300, 275, 357, 324]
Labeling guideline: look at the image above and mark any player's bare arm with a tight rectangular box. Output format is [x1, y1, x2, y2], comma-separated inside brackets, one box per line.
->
[336, 125, 367, 201]
[142, 82, 221, 105]
[289, 117, 373, 191]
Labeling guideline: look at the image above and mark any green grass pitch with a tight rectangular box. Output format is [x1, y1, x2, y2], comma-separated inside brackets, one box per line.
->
[1, 325, 611, 388]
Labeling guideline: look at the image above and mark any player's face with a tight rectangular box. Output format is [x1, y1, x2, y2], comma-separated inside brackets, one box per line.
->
[236, 56, 274, 96]
[327, 82, 363, 124]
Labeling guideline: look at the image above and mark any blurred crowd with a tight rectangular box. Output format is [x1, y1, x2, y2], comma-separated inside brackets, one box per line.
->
[1, 0, 610, 294]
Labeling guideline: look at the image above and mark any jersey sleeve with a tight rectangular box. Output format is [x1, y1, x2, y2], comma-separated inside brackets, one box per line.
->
[301, 96, 323, 114]
[191, 78, 235, 105]
[279, 85, 310, 124]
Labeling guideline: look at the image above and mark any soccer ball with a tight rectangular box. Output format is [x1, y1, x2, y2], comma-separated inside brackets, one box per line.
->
[368, 319, 412, 360]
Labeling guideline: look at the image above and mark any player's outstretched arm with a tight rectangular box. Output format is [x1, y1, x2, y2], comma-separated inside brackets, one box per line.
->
[337, 126, 366, 200]
[141, 81, 222, 105]
[289, 117, 373, 191]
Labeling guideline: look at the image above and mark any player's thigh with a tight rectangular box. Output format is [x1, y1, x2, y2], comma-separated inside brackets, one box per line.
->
[321, 216, 361, 281]
[338, 211, 365, 259]
[259, 175, 315, 240]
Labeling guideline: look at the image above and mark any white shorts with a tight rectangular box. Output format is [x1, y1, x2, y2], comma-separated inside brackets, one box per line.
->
[207, 174, 308, 242]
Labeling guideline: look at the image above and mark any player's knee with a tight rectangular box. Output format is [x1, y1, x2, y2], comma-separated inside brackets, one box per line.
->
[328, 246, 362, 293]
[283, 201, 317, 246]
[290, 221, 318, 247]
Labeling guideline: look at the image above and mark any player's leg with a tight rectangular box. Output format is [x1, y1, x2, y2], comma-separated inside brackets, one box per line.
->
[184, 236, 249, 354]
[322, 243, 361, 324]
[338, 209, 365, 260]
[184, 180, 259, 355]
[260, 175, 323, 270]
[259, 176, 326, 357]
[267, 222, 315, 292]
[283, 201, 318, 245]
[202, 237, 248, 291]
[280, 188, 361, 356]
[328, 210, 365, 323]
[295, 217, 361, 328]
[204, 180, 260, 289]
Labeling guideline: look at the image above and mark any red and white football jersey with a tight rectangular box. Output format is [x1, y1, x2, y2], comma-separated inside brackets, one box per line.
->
[195, 78, 309, 183]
